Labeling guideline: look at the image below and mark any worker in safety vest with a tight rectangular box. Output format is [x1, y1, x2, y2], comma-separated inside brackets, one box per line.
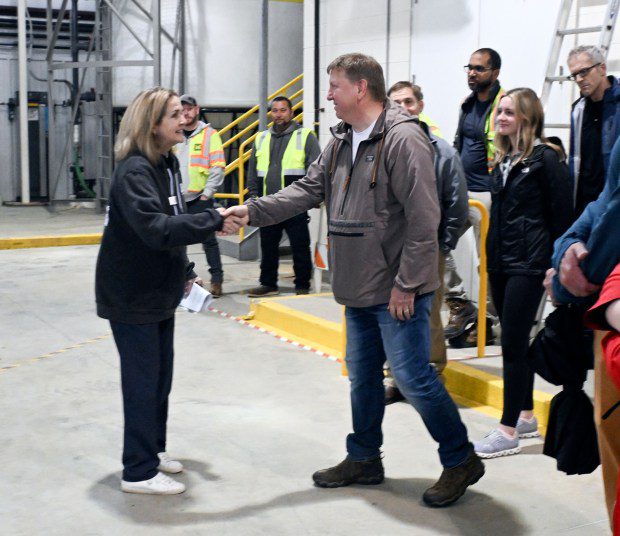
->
[246, 96, 321, 297]
[175, 94, 226, 297]
[446, 48, 504, 347]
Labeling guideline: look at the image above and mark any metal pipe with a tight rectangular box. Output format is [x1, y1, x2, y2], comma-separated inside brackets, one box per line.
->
[385, 0, 391, 84]
[101, 0, 153, 57]
[314, 0, 320, 137]
[152, 0, 161, 85]
[179, 0, 186, 92]
[71, 0, 79, 107]
[18, 0, 30, 204]
[45, 0, 69, 62]
[129, 0, 177, 46]
[258, 0, 268, 130]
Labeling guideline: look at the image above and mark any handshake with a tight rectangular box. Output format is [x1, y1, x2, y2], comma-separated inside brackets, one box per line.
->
[216, 205, 250, 235]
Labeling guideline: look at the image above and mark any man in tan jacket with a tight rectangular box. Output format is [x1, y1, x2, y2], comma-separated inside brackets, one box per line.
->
[225, 53, 483, 507]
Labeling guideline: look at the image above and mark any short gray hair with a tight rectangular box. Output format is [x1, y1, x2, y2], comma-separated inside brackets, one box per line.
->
[568, 45, 606, 64]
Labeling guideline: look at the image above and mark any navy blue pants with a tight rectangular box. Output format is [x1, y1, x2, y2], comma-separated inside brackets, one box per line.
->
[187, 198, 224, 283]
[110, 317, 175, 482]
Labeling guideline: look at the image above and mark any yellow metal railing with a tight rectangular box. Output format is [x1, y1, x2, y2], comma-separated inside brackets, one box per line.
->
[468, 199, 490, 358]
[213, 74, 304, 240]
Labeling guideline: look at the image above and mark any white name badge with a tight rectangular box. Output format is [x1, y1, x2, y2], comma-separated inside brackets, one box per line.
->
[168, 196, 178, 206]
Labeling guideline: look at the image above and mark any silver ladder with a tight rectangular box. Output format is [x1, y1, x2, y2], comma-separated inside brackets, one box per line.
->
[541, 0, 620, 121]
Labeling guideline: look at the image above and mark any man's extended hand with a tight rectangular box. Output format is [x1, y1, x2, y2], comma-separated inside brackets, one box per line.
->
[216, 205, 249, 235]
[559, 242, 601, 297]
[388, 287, 415, 321]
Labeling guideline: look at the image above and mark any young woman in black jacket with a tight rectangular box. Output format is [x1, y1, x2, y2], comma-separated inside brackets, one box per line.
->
[95, 88, 241, 494]
[473, 88, 574, 458]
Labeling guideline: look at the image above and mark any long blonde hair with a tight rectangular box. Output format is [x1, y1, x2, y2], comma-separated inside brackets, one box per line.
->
[114, 87, 177, 165]
[493, 87, 562, 166]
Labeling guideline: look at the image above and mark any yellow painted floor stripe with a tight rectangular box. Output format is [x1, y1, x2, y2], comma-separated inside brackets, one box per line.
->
[250, 297, 553, 433]
[0, 333, 110, 375]
[0, 233, 102, 250]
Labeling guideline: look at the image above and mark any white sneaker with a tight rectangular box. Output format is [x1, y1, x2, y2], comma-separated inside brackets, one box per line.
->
[121, 472, 185, 495]
[157, 452, 183, 474]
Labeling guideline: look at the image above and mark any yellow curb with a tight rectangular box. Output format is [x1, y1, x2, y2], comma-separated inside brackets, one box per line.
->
[0, 233, 102, 250]
[444, 361, 552, 436]
[250, 299, 343, 358]
[250, 296, 553, 433]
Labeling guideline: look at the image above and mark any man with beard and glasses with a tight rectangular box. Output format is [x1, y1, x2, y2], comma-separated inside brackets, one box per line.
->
[446, 48, 504, 347]
[245, 96, 321, 297]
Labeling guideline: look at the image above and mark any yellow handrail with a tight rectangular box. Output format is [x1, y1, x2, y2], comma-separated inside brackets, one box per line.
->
[222, 97, 305, 150]
[468, 199, 490, 358]
[218, 74, 303, 138]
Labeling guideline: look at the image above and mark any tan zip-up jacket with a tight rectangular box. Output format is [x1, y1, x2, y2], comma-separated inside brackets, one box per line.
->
[246, 99, 440, 308]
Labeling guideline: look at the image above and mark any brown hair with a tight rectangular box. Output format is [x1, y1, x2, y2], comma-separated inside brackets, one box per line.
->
[493, 87, 563, 166]
[327, 53, 386, 102]
[114, 87, 178, 165]
[387, 80, 423, 101]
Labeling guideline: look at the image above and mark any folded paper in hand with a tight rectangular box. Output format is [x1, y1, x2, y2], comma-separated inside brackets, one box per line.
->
[179, 283, 213, 313]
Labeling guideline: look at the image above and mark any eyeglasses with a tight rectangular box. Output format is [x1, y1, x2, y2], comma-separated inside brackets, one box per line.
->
[463, 64, 493, 74]
[567, 63, 601, 81]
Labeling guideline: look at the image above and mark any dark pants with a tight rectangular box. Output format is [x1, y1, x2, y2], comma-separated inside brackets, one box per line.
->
[110, 317, 175, 482]
[259, 213, 312, 290]
[489, 273, 544, 428]
[187, 198, 224, 283]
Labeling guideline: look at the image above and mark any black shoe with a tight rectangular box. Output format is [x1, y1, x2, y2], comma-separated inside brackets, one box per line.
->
[448, 317, 495, 349]
[444, 298, 478, 339]
[247, 285, 279, 298]
[296, 288, 310, 295]
[385, 384, 405, 405]
[422, 450, 485, 507]
[312, 456, 384, 488]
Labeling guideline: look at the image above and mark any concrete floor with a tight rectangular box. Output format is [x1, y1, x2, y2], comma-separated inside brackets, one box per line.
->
[0, 206, 611, 535]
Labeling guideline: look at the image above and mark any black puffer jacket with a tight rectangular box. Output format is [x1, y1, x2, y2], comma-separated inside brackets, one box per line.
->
[95, 152, 223, 324]
[487, 144, 574, 275]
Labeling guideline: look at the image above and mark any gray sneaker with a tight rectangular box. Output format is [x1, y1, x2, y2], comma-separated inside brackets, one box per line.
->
[516, 416, 540, 439]
[473, 429, 520, 459]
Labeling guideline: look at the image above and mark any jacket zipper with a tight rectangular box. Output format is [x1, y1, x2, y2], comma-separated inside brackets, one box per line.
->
[339, 138, 371, 216]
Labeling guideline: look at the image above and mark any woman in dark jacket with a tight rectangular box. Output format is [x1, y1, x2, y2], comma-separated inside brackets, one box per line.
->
[474, 87, 574, 458]
[95, 87, 239, 494]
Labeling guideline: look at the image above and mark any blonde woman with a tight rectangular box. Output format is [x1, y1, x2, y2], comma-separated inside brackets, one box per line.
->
[95, 88, 241, 494]
[474, 88, 574, 458]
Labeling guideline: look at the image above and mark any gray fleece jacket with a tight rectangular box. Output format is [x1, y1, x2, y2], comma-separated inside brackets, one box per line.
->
[246, 100, 440, 308]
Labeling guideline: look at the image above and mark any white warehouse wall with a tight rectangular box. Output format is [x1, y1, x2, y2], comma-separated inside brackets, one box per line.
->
[304, 0, 620, 145]
[112, 0, 303, 107]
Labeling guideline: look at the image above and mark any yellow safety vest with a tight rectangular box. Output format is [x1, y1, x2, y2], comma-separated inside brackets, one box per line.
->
[254, 127, 314, 196]
[485, 88, 504, 172]
[187, 126, 225, 193]
[419, 112, 444, 139]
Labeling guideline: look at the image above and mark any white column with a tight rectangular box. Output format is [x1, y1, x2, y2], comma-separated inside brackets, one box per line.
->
[18, 0, 30, 203]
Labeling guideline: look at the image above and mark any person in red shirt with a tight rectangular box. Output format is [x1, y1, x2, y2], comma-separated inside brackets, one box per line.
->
[585, 262, 620, 535]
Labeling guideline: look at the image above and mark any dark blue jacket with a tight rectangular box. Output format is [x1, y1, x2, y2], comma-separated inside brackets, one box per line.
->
[568, 76, 620, 201]
[553, 135, 620, 303]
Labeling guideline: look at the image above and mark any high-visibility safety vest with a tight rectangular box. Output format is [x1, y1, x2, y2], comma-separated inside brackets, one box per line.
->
[187, 126, 225, 193]
[254, 127, 314, 196]
[419, 112, 444, 139]
[485, 87, 505, 172]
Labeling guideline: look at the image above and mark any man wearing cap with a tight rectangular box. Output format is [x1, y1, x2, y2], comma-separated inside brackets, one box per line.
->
[175, 95, 226, 297]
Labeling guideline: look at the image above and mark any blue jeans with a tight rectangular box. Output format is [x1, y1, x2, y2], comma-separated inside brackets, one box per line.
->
[345, 293, 471, 468]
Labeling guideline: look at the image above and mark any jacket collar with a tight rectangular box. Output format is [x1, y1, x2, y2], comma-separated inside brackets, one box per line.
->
[329, 99, 416, 143]
[269, 120, 300, 137]
[461, 80, 502, 110]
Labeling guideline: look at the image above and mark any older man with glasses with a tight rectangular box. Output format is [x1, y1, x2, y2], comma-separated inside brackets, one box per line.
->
[444, 48, 504, 348]
[566, 45, 620, 217]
